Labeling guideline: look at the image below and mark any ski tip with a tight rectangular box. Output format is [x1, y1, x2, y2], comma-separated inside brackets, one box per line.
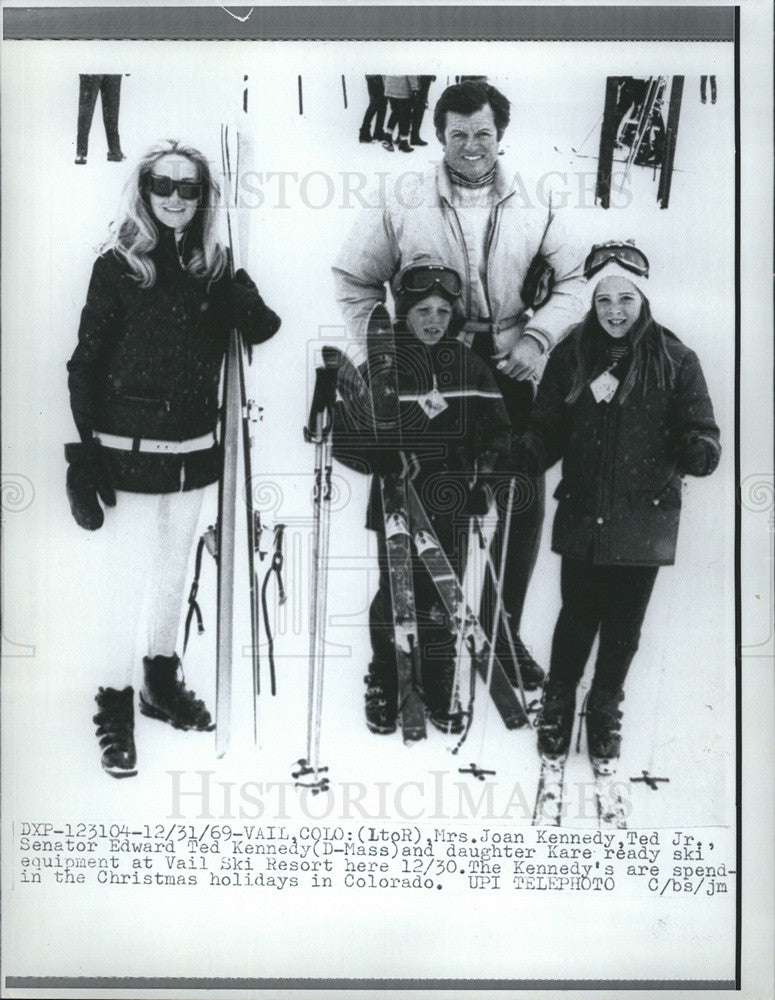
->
[590, 755, 618, 777]
[367, 302, 392, 329]
[504, 711, 530, 730]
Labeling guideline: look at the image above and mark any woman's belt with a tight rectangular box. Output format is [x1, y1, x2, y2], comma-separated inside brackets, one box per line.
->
[95, 431, 218, 454]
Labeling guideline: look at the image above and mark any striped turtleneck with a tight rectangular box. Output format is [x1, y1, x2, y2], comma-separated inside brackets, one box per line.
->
[601, 331, 631, 368]
[446, 163, 497, 189]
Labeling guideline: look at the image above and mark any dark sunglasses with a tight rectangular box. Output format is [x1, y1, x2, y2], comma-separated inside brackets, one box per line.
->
[584, 241, 649, 280]
[398, 265, 463, 298]
[146, 174, 203, 201]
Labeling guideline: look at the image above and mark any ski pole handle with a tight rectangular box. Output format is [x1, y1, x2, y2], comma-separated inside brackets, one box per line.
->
[304, 366, 338, 443]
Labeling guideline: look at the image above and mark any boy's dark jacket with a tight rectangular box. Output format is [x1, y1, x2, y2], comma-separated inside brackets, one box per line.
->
[332, 324, 511, 535]
[67, 226, 280, 492]
[521, 325, 720, 566]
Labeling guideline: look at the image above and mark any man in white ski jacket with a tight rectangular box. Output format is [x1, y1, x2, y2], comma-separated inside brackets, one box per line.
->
[333, 80, 587, 689]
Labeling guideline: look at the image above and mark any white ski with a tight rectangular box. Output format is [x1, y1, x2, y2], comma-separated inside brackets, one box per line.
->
[591, 757, 629, 829]
[533, 755, 567, 826]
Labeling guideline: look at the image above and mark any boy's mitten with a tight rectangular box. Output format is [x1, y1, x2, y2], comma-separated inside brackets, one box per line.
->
[677, 430, 721, 477]
[65, 440, 116, 530]
[463, 481, 494, 516]
[510, 436, 542, 479]
[371, 448, 404, 476]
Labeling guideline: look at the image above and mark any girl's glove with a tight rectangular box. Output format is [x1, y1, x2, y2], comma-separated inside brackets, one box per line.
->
[677, 430, 721, 477]
[64, 440, 116, 530]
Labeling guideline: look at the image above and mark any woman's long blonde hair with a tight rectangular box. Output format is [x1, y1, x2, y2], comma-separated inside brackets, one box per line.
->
[101, 140, 227, 287]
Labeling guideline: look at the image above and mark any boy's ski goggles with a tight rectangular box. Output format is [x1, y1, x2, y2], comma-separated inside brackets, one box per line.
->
[397, 265, 463, 298]
[146, 174, 203, 201]
[584, 241, 649, 280]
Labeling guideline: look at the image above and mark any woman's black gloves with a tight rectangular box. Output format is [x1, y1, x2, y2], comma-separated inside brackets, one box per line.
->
[224, 268, 281, 342]
[64, 440, 116, 530]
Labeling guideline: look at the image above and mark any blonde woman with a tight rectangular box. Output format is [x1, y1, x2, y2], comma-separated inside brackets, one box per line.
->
[66, 140, 280, 777]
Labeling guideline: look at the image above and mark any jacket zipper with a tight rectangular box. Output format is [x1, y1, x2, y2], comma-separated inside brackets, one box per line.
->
[123, 393, 172, 412]
[596, 398, 619, 557]
[483, 200, 501, 320]
[444, 200, 473, 319]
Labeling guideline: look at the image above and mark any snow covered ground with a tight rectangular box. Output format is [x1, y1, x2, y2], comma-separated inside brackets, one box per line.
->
[3, 43, 734, 827]
[2, 38, 738, 979]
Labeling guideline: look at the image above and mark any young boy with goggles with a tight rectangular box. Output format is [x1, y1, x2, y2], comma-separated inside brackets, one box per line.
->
[332, 257, 511, 736]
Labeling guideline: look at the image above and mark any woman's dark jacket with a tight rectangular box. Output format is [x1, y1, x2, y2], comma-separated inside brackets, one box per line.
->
[67, 226, 280, 492]
[332, 326, 511, 543]
[521, 324, 720, 566]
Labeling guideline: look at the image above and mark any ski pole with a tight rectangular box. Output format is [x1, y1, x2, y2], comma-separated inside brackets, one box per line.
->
[297, 364, 338, 791]
[475, 534, 533, 718]
[471, 476, 516, 769]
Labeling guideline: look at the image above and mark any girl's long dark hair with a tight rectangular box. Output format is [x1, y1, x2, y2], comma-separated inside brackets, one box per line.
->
[565, 291, 676, 405]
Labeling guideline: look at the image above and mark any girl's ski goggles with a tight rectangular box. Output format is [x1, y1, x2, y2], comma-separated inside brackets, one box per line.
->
[584, 241, 649, 280]
[398, 265, 463, 298]
[146, 174, 202, 201]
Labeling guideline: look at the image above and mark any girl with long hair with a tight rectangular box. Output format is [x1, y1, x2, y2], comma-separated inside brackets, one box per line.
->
[66, 140, 281, 777]
[512, 242, 720, 771]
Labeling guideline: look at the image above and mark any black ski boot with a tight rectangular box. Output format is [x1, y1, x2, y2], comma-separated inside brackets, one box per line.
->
[497, 627, 546, 691]
[364, 662, 398, 735]
[358, 127, 372, 143]
[423, 661, 464, 735]
[586, 687, 624, 764]
[537, 679, 576, 759]
[513, 633, 545, 690]
[93, 686, 137, 778]
[139, 654, 215, 732]
[427, 703, 464, 736]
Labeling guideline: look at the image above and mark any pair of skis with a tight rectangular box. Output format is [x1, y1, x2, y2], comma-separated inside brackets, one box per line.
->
[327, 305, 528, 746]
[533, 758, 628, 829]
[214, 122, 264, 758]
[365, 306, 429, 742]
[407, 479, 527, 742]
[595, 75, 683, 211]
[533, 699, 629, 828]
[533, 755, 627, 830]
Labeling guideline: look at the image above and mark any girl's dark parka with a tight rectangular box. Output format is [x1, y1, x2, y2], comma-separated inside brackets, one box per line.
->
[518, 323, 720, 566]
